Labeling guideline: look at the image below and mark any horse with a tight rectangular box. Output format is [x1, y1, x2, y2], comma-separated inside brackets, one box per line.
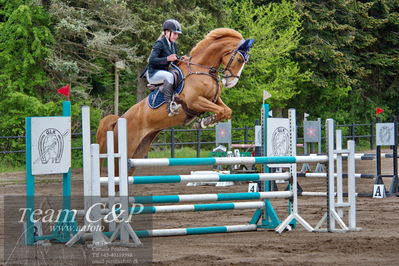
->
[96, 28, 254, 176]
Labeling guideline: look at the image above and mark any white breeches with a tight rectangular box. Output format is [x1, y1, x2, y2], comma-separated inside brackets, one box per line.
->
[146, 70, 174, 84]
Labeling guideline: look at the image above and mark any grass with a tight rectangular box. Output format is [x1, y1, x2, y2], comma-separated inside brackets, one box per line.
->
[0, 153, 84, 173]
[0, 163, 25, 173]
[148, 147, 211, 158]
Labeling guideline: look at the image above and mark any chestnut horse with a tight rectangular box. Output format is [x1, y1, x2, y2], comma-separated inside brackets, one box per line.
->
[97, 28, 254, 174]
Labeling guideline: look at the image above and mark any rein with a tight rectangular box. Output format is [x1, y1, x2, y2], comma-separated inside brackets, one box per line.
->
[179, 48, 242, 81]
[176, 48, 243, 103]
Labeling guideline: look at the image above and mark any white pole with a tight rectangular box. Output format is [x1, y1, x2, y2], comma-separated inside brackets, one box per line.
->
[275, 109, 313, 233]
[336, 130, 343, 218]
[347, 140, 357, 230]
[107, 131, 116, 232]
[117, 118, 129, 244]
[289, 109, 298, 215]
[91, 144, 107, 245]
[82, 106, 92, 213]
[114, 67, 119, 115]
[326, 119, 335, 231]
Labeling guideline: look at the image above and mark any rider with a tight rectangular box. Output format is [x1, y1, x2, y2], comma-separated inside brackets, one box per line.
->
[146, 19, 184, 116]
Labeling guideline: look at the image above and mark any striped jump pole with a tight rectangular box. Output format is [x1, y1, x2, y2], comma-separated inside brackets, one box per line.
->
[78, 191, 294, 217]
[99, 172, 291, 185]
[135, 201, 267, 214]
[128, 155, 328, 168]
[303, 153, 393, 160]
[298, 173, 374, 179]
[98, 191, 293, 205]
[83, 225, 259, 239]
[85, 224, 259, 238]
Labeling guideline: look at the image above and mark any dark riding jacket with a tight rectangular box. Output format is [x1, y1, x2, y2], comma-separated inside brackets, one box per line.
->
[147, 36, 178, 78]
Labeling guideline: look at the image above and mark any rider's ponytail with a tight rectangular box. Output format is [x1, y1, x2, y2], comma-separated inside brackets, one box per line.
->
[157, 31, 165, 41]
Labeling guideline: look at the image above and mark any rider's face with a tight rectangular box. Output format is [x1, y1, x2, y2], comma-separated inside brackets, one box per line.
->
[166, 31, 179, 43]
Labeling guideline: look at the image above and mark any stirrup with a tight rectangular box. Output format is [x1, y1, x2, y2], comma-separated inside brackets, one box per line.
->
[168, 101, 182, 117]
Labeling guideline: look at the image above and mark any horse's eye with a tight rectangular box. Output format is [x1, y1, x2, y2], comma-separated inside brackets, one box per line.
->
[237, 58, 244, 64]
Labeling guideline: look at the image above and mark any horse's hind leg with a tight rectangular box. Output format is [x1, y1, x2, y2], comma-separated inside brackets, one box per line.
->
[127, 130, 162, 176]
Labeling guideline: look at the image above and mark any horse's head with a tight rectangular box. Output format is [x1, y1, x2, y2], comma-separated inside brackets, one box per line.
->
[221, 39, 254, 88]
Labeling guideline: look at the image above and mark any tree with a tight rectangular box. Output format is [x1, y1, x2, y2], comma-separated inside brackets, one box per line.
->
[0, 0, 53, 96]
[291, 0, 397, 122]
[359, 0, 399, 116]
[224, 0, 310, 126]
[44, 0, 142, 109]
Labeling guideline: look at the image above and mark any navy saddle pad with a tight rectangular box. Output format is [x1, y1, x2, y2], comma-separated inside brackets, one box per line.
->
[147, 64, 184, 109]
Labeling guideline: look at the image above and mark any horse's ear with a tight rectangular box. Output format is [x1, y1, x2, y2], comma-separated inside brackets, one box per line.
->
[238, 39, 255, 51]
[247, 39, 255, 48]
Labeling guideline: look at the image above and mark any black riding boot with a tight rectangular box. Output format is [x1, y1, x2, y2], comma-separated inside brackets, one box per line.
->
[161, 80, 181, 116]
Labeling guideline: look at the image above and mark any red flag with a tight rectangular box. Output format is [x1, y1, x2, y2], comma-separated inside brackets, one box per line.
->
[57, 84, 70, 101]
[376, 108, 384, 116]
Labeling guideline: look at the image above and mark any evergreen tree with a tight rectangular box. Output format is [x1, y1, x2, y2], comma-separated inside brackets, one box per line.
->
[291, 0, 398, 122]
[0, 0, 53, 96]
[45, 0, 142, 107]
[360, 0, 399, 116]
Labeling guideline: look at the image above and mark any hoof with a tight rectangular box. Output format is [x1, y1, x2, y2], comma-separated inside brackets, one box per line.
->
[192, 115, 217, 129]
[192, 120, 202, 129]
[193, 119, 206, 129]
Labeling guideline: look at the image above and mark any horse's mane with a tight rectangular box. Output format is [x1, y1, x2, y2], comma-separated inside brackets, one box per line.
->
[189, 28, 243, 57]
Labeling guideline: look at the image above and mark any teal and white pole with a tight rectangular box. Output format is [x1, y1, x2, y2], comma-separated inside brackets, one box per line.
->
[100, 224, 258, 238]
[25, 116, 34, 245]
[258, 103, 281, 228]
[128, 156, 325, 167]
[62, 101, 71, 210]
[99, 172, 291, 184]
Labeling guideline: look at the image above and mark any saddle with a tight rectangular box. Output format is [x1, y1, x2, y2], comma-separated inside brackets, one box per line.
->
[147, 64, 185, 109]
[146, 64, 201, 123]
[146, 67, 182, 92]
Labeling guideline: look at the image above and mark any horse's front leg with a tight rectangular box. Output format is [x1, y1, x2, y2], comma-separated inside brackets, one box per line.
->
[187, 96, 226, 128]
[215, 97, 232, 120]
[196, 97, 232, 128]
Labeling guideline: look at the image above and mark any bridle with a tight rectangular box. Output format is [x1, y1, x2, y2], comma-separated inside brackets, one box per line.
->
[180, 47, 246, 83]
[175, 45, 248, 103]
[220, 48, 244, 80]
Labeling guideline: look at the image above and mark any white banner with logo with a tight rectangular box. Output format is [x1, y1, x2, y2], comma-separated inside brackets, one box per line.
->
[31, 117, 71, 175]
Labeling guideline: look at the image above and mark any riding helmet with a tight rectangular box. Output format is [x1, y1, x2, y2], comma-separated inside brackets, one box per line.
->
[162, 19, 182, 34]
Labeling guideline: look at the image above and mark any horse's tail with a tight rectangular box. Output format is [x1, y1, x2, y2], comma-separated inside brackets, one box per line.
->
[96, 114, 119, 154]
